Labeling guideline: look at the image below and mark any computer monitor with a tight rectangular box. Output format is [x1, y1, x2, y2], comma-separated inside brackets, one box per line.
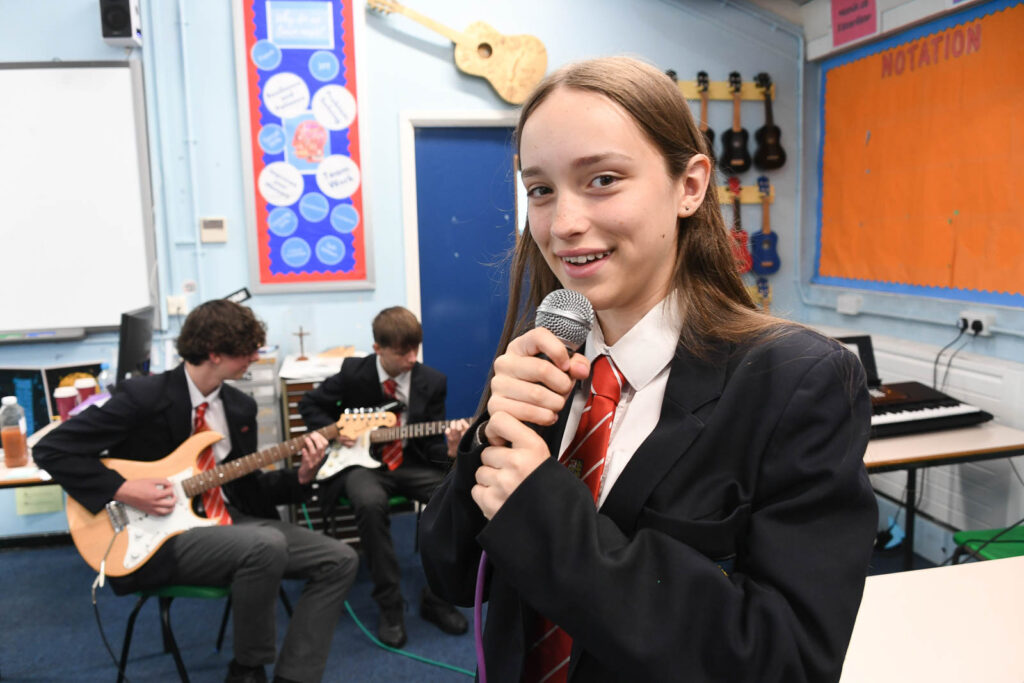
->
[42, 361, 103, 412]
[116, 305, 154, 385]
[0, 367, 50, 436]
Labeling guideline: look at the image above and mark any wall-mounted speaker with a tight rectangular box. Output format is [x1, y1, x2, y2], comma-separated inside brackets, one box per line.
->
[99, 0, 142, 48]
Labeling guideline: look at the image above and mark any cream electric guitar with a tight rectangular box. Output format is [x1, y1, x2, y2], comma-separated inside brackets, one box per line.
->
[66, 411, 395, 577]
[316, 417, 471, 481]
[366, 0, 547, 105]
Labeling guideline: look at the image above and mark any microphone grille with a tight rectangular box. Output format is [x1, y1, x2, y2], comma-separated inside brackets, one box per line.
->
[535, 289, 594, 351]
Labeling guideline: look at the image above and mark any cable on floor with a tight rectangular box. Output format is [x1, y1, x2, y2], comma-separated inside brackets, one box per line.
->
[299, 504, 474, 677]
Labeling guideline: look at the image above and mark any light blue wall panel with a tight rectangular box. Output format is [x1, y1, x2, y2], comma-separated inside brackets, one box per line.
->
[0, 0, 803, 368]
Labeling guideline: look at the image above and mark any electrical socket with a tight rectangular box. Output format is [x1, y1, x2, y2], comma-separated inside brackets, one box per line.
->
[167, 295, 188, 316]
[959, 309, 995, 336]
[836, 293, 863, 315]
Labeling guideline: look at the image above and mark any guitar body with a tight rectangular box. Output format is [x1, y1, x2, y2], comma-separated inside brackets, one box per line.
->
[453, 21, 547, 105]
[750, 231, 780, 275]
[721, 128, 752, 173]
[66, 431, 222, 577]
[754, 124, 786, 170]
[316, 434, 379, 481]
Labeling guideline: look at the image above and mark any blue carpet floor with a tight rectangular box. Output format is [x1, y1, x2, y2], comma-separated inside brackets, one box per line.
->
[0, 511, 477, 682]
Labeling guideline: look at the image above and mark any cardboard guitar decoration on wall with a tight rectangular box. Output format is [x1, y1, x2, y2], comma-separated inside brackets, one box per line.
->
[366, 0, 547, 105]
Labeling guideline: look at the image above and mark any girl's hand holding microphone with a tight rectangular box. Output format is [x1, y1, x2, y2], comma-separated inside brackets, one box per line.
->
[472, 327, 590, 520]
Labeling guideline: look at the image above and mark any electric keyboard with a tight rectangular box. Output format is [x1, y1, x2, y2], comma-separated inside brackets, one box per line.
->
[869, 381, 993, 439]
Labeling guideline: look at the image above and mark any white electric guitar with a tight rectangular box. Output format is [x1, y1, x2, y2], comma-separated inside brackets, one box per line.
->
[316, 416, 471, 481]
[66, 410, 395, 576]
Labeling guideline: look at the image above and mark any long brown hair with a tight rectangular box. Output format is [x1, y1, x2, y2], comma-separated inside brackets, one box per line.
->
[478, 56, 785, 413]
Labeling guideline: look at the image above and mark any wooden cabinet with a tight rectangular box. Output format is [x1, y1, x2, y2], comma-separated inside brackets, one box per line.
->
[280, 377, 362, 544]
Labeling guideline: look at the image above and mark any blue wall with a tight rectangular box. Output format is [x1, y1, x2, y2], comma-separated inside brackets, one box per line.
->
[0, 0, 806, 368]
[2, 0, 1019, 372]
[0, 0, 805, 536]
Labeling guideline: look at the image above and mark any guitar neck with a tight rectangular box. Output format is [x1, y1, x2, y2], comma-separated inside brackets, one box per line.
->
[369, 419, 459, 443]
[386, 2, 463, 44]
[699, 92, 710, 132]
[732, 92, 743, 132]
[763, 91, 775, 128]
[733, 197, 743, 231]
[761, 198, 772, 235]
[181, 423, 338, 498]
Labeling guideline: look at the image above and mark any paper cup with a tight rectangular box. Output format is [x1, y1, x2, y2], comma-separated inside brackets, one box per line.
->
[54, 386, 79, 421]
[74, 377, 98, 403]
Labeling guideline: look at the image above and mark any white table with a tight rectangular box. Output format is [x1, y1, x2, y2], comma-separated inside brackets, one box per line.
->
[840, 556, 1024, 682]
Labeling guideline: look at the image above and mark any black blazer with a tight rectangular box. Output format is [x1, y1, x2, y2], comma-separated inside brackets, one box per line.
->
[420, 329, 877, 683]
[298, 354, 450, 468]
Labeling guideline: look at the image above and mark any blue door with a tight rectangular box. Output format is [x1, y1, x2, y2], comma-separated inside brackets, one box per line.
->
[414, 126, 517, 420]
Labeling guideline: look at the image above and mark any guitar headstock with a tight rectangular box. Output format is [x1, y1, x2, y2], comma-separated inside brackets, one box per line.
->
[697, 71, 709, 92]
[757, 175, 770, 198]
[366, 0, 401, 15]
[754, 72, 772, 92]
[729, 71, 742, 94]
[335, 409, 397, 439]
[664, 68, 678, 83]
[728, 175, 742, 197]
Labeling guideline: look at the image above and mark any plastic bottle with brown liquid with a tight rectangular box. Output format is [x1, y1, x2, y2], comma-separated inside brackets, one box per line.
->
[1, 396, 29, 468]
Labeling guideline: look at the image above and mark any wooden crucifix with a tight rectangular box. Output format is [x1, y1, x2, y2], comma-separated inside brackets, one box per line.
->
[293, 326, 310, 361]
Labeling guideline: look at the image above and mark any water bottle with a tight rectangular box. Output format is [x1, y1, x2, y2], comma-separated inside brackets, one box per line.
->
[98, 362, 113, 393]
[1, 396, 28, 468]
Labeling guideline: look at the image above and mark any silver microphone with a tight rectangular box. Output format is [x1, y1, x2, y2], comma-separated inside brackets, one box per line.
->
[534, 289, 594, 353]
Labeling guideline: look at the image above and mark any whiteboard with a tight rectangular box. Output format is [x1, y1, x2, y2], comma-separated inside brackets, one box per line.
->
[0, 61, 157, 339]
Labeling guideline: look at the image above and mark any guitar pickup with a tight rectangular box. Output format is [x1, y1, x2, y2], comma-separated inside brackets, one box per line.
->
[106, 501, 129, 532]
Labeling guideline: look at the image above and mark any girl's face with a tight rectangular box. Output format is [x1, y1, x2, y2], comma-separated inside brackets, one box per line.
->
[520, 87, 704, 342]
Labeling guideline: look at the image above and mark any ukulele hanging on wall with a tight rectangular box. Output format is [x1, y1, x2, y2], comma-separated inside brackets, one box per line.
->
[750, 175, 780, 275]
[720, 71, 751, 173]
[753, 72, 786, 171]
[727, 176, 753, 274]
[697, 71, 716, 163]
[366, 0, 547, 105]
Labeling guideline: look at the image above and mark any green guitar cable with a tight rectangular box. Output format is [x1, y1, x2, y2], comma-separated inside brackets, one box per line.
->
[300, 504, 473, 677]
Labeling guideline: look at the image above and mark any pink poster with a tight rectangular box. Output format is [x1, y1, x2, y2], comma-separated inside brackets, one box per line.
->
[832, 0, 878, 47]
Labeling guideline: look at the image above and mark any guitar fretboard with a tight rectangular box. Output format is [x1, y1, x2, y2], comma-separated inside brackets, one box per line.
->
[181, 423, 339, 498]
[180, 411, 394, 498]
[369, 419, 467, 444]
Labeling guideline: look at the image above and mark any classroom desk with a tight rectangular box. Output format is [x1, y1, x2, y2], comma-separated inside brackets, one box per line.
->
[864, 422, 1024, 570]
[839, 555, 1024, 682]
[0, 421, 59, 489]
[0, 461, 50, 489]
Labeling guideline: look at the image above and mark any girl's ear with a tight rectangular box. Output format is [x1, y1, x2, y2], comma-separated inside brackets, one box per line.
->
[676, 153, 712, 217]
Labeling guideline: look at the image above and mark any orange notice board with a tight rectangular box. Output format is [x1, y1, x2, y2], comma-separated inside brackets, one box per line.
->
[815, 0, 1024, 307]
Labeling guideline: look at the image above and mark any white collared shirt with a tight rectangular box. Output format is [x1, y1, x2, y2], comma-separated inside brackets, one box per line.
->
[184, 369, 232, 465]
[557, 297, 683, 508]
[376, 356, 410, 419]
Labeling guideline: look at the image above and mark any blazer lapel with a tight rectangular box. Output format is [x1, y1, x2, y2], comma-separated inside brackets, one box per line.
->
[599, 344, 727, 533]
[165, 364, 194, 450]
[408, 363, 427, 421]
